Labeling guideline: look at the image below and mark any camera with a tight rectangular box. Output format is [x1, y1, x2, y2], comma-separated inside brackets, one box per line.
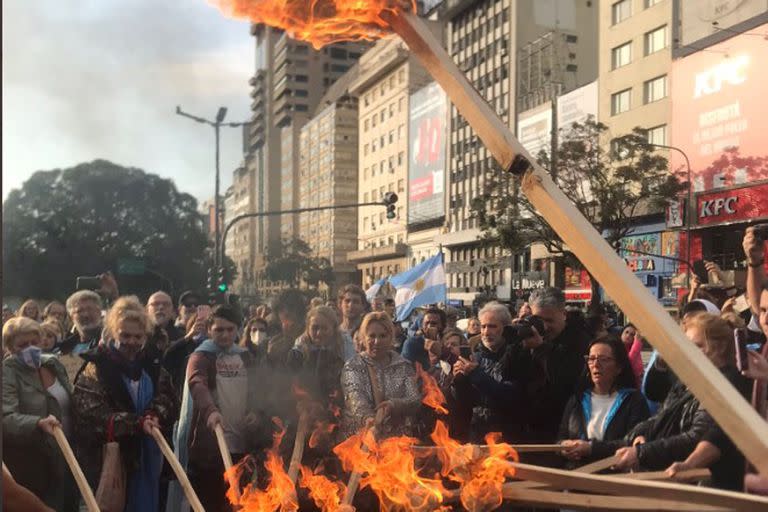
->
[503, 314, 546, 343]
[753, 223, 768, 242]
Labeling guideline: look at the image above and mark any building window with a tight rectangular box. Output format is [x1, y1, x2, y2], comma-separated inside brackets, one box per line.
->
[397, 179, 404, 192]
[399, 97, 405, 112]
[389, 131, 394, 143]
[644, 25, 668, 55]
[398, 125, 405, 139]
[645, 0, 662, 7]
[380, 110, 385, 122]
[371, 140, 376, 152]
[646, 124, 667, 146]
[364, 192, 369, 202]
[397, 151, 404, 166]
[611, 88, 631, 115]
[611, 41, 632, 70]
[643, 75, 667, 103]
[611, 0, 631, 25]
[364, 119, 369, 132]
[363, 144, 369, 156]
[380, 135, 385, 148]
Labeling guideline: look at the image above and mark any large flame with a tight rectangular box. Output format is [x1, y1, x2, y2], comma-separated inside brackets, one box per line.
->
[208, 0, 415, 49]
[299, 465, 346, 512]
[415, 363, 449, 415]
[227, 418, 299, 511]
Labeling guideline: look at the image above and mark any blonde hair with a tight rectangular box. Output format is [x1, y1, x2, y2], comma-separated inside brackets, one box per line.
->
[685, 313, 735, 366]
[104, 296, 154, 341]
[17, 300, 41, 321]
[2, 317, 42, 350]
[302, 306, 344, 358]
[359, 312, 394, 344]
[40, 320, 63, 341]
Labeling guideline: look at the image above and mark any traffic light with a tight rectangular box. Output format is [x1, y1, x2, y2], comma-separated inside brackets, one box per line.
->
[217, 267, 228, 293]
[383, 192, 398, 220]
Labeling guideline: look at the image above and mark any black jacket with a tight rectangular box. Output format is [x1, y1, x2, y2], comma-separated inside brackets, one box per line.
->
[162, 336, 204, 402]
[558, 388, 650, 464]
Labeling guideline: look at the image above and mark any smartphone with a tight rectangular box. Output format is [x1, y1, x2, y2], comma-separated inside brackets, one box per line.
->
[459, 345, 472, 359]
[753, 223, 768, 242]
[692, 260, 709, 284]
[76, 276, 101, 291]
[734, 328, 749, 373]
[196, 305, 212, 322]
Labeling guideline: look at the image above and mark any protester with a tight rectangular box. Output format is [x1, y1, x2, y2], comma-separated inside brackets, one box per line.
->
[402, 307, 447, 370]
[338, 284, 369, 339]
[466, 317, 481, 337]
[558, 336, 650, 467]
[2, 317, 77, 511]
[184, 304, 270, 512]
[147, 290, 184, 350]
[175, 290, 201, 330]
[613, 313, 750, 488]
[267, 289, 307, 367]
[383, 298, 397, 321]
[340, 312, 422, 439]
[620, 323, 644, 387]
[163, 312, 206, 401]
[517, 301, 532, 319]
[59, 290, 104, 356]
[452, 302, 518, 443]
[42, 300, 67, 326]
[241, 315, 270, 358]
[445, 306, 460, 329]
[17, 299, 42, 321]
[72, 296, 177, 511]
[39, 321, 63, 353]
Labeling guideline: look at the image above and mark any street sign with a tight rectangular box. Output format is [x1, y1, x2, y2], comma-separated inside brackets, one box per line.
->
[117, 258, 146, 276]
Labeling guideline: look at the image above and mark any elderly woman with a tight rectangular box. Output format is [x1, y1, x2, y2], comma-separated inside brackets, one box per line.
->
[17, 299, 41, 321]
[558, 336, 650, 467]
[340, 312, 422, 439]
[2, 317, 77, 511]
[72, 296, 177, 512]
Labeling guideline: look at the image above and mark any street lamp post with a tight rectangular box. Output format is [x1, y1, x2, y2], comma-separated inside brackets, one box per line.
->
[176, 106, 249, 268]
[645, 142, 693, 278]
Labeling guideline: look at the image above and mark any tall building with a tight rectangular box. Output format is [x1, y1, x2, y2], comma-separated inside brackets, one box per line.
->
[245, 25, 368, 296]
[229, 165, 255, 295]
[346, 33, 437, 288]
[598, 0, 672, 149]
[298, 70, 361, 293]
[437, 0, 598, 308]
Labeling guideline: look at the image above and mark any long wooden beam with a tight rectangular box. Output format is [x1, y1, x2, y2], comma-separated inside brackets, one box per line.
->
[507, 461, 768, 511]
[383, 9, 768, 475]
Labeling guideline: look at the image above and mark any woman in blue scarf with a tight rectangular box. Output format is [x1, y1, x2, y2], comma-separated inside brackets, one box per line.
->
[72, 296, 177, 512]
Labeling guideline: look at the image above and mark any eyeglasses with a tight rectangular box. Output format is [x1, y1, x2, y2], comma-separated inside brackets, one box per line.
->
[584, 355, 615, 365]
[183, 303, 199, 309]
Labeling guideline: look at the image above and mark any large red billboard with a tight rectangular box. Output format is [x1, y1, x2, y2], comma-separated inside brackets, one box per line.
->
[671, 24, 768, 192]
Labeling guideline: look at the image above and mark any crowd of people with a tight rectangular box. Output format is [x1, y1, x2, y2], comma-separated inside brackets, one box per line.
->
[3, 225, 768, 511]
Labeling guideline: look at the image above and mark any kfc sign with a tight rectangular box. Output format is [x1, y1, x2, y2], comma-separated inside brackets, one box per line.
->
[694, 55, 749, 98]
[696, 182, 768, 225]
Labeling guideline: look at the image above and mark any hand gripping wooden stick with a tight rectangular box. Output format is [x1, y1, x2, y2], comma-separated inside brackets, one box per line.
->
[150, 427, 205, 512]
[341, 408, 386, 506]
[382, 8, 768, 475]
[214, 423, 241, 503]
[52, 426, 100, 512]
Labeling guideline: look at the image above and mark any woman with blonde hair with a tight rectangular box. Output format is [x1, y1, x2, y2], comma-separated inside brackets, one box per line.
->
[72, 296, 176, 511]
[39, 321, 64, 353]
[340, 312, 422, 439]
[17, 299, 41, 322]
[2, 317, 77, 510]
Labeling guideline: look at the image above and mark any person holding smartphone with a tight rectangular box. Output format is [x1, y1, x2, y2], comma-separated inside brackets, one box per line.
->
[402, 307, 447, 370]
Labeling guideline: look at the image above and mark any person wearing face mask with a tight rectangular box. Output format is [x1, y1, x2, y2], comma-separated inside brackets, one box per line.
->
[2, 317, 78, 511]
[241, 316, 270, 360]
[72, 296, 177, 512]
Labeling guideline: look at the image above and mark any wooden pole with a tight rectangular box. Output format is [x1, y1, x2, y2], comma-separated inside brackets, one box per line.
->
[214, 423, 240, 503]
[287, 413, 310, 485]
[150, 427, 205, 512]
[507, 461, 768, 511]
[412, 443, 564, 456]
[342, 410, 385, 506]
[52, 426, 100, 512]
[383, 9, 768, 475]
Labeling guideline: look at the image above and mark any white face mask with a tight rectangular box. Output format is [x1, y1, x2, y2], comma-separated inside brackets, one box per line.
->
[250, 331, 267, 346]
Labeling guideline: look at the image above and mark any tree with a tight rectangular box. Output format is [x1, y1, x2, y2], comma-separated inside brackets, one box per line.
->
[264, 237, 335, 289]
[2, 159, 215, 300]
[471, 118, 687, 306]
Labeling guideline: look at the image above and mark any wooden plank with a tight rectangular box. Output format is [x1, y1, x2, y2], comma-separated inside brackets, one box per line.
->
[508, 461, 768, 511]
[151, 427, 205, 512]
[384, 9, 768, 475]
[52, 426, 100, 512]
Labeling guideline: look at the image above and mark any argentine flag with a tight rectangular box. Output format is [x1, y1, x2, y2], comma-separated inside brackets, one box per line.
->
[389, 252, 446, 321]
[365, 277, 388, 302]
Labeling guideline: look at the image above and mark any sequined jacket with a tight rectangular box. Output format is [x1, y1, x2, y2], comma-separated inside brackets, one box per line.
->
[340, 351, 422, 439]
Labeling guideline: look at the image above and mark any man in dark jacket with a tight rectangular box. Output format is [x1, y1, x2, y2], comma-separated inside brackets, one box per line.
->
[147, 291, 184, 352]
[402, 307, 447, 370]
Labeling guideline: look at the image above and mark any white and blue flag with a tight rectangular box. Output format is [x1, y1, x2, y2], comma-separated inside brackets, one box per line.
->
[388, 252, 446, 321]
[365, 277, 388, 302]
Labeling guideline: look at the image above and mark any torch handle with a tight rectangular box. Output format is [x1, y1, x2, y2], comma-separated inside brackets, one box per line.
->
[150, 427, 205, 512]
[214, 423, 240, 503]
[52, 426, 100, 512]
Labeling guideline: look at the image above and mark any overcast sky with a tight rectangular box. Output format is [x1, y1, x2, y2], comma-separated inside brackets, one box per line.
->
[2, 0, 253, 205]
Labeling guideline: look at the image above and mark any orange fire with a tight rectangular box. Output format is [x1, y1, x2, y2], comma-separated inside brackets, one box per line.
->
[308, 420, 337, 449]
[299, 465, 346, 512]
[208, 0, 416, 49]
[415, 363, 449, 415]
[227, 418, 299, 511]
[431, 421, 518, 512]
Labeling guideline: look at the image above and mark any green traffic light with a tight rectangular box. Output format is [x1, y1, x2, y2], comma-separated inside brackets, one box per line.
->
[218, 283, 228, 292]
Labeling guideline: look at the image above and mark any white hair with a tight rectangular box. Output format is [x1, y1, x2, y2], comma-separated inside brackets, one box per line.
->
[478, 301, 513, 326]
[66, 290, 102, 312]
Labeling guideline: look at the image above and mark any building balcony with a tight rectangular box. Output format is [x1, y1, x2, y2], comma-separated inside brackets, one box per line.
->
[347, 243, 408, 263]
